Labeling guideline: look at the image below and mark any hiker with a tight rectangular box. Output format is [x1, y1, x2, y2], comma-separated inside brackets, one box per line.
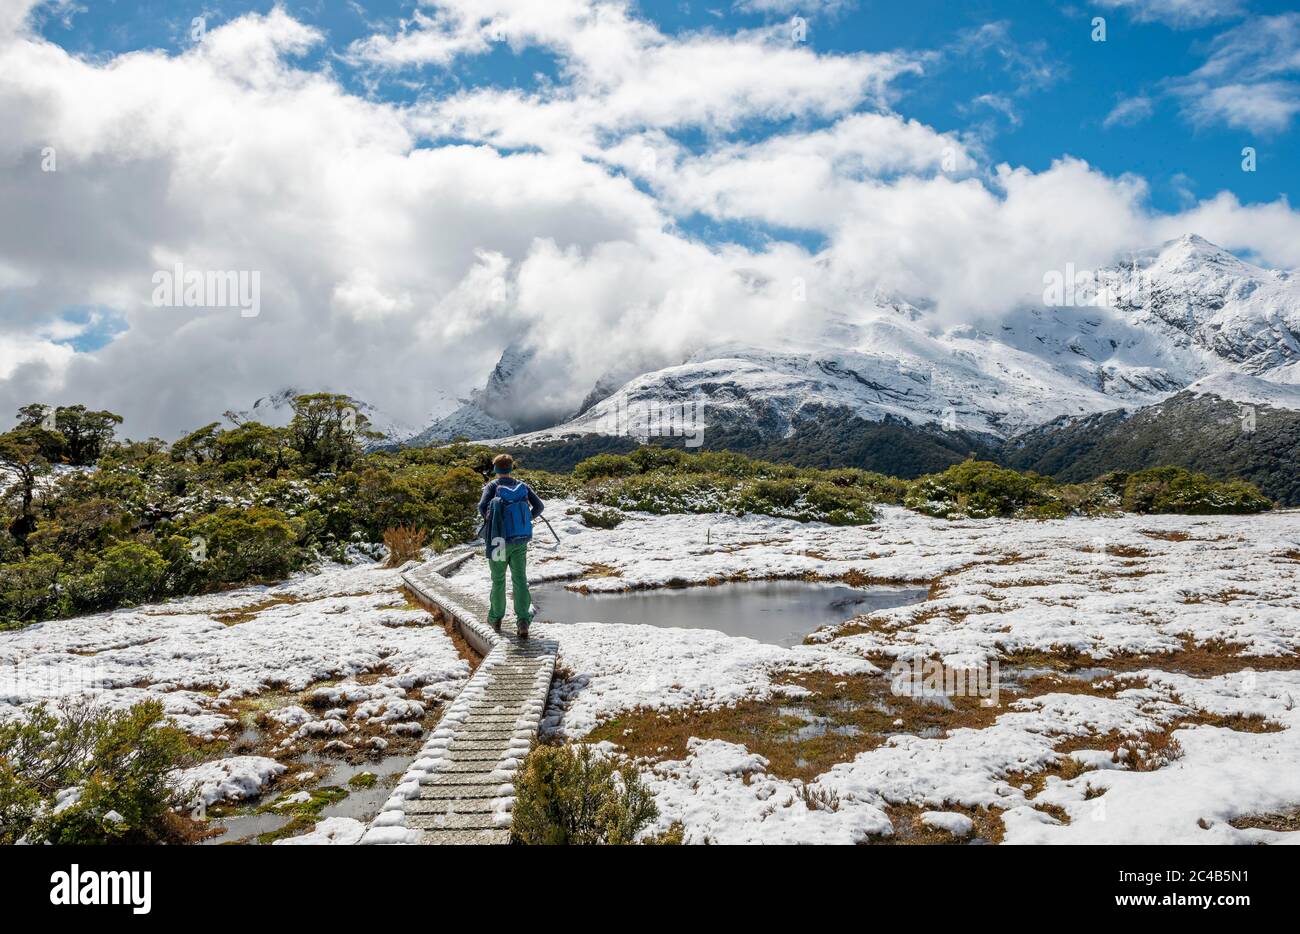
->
[479, 453, 545, 636]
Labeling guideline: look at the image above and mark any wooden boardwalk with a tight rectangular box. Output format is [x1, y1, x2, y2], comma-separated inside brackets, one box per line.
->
[361, 547, 557, 845]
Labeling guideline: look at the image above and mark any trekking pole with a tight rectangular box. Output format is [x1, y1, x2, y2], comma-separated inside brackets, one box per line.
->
[536, 514, 561, 551]
[474, 516, 560, 551]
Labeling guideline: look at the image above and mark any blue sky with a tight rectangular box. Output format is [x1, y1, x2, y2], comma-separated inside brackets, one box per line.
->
[29, 0, 1298, 213]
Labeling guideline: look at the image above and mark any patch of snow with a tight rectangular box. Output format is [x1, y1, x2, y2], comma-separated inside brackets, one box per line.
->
[273, 816, 367, 845]
[920, 810, 974, 836]
[0, 559, 468, 738]
[539, 621, 877, 739]
[1186, 371, 1300, 411]
[641, 738, 890, 844]
[177, 756, 286, 806]
[1002, 671, 1300, 844]
[267, 705, 311, 728]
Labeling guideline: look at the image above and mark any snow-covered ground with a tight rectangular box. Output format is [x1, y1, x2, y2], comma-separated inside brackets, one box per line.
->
[0, 557, 470, 839]
[0, 560, 469, 734]
[4, 502, 1299, 844]
[451, 502, 1300, 844]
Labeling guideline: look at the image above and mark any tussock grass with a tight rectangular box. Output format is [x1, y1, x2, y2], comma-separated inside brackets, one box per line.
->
[1229, 807, 1300, 832]
[383, 525, 427, 567]
[587, 669, 1006, 783]
[872, 804, 1006, 845]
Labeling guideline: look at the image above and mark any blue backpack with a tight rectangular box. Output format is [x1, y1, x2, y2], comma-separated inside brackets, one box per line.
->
[494, 482, 533, 541]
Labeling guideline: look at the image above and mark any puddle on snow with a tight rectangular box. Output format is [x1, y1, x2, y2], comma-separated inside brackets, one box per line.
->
[777, 706, 863, 740]
[532, 579, 927, 647]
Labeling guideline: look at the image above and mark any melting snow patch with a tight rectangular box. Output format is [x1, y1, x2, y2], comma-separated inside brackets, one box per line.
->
[177, 756, 286, 806]
[273, 817, 367, 845]
[642, 738, 891, 844]
[920, 811, 974, 836]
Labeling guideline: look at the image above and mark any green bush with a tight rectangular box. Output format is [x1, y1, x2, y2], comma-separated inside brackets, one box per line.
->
[331, 464, 481, 548]
[818, 467, 910, 504]
[572, 452, 640, 483]
[1051, 476, 1124, 517]
[25, 495, 131, 556]
[427, 466, 485, 546]
[0, 699, 197, 845]
[179, 506, 306, 584]
[747, 477, 800, 509]
[573, 446, 798, 483]
[734, 477, 877, 524]
[905, 460, 1054, 519]
[1118, 467, 1272, 515]
[511, 744, 659, 845]
[580, 507, 625, 529]
[65, 542, 167, 612]
[625, 445, 688, 474]
[673, 449, 765, 478]
[585, 471, 738, 516]
[0, 553, 62, 625]
[516, 469, 578, 500]
[799, 480, 879, 525]
[576, 457, 879, 525]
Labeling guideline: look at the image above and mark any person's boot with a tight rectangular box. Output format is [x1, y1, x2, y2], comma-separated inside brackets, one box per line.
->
[516, 612, 531, 638]
[488, 617, 502, 631]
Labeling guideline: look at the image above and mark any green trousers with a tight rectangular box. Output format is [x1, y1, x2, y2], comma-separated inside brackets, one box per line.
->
[488, 541, 531, 624]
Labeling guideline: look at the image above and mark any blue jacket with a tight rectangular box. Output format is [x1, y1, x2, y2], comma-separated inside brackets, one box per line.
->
[479, 477, 545, 548]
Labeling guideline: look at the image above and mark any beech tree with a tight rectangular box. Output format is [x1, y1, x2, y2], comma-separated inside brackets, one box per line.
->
[288, 393, 377, 474]
[16, 404, 122, 465]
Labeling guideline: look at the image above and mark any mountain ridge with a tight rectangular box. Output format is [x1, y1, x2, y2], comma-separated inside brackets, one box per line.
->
[232, 235, 1300, 499]
[485, 234, 1300, 449]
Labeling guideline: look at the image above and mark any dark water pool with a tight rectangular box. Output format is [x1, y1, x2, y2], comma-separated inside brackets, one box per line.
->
[531, 580, 927, 647]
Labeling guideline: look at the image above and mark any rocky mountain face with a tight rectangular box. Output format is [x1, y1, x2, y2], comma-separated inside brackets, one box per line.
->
[1097, 234, 1300, 375]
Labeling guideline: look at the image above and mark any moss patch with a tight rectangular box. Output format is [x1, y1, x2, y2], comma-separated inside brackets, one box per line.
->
[253, 785, 350, 844]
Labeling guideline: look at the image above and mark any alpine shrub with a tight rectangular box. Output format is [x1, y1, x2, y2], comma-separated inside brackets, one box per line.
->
[1119, 467, 1271, 515]
[0, 699, 198, 845]
[511, 744, 659, 845]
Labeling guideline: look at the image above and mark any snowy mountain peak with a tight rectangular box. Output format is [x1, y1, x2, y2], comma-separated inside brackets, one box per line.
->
[483, 343, 535, 399]
[482, 235, 1300, 449]
[1146, 233, 1251, 276]
[405, 345, 533, 445]
[1096, 235, 1300, 375]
